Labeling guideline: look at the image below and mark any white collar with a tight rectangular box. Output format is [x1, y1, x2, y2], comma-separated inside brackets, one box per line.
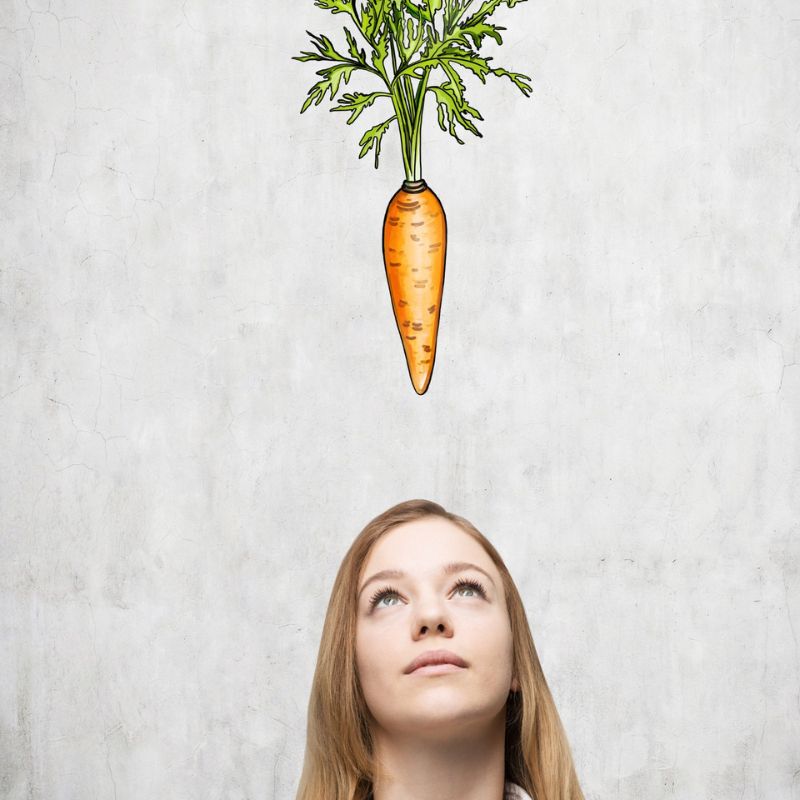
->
[366, 780, 532, 800]
[504, 781, 533, 800]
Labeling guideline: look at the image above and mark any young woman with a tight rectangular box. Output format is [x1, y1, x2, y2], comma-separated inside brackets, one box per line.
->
[296, 499, 584, 800]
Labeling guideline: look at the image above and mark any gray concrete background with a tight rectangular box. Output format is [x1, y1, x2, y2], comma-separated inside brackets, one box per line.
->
[1, 0, 798, 798]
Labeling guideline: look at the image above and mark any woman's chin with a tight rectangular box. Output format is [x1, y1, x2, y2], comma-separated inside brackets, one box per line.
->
[378, 701, 502, 741]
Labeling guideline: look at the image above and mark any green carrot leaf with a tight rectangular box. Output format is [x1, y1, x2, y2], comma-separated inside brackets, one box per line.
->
[403, 1, 429, 22]
[450, 50, 492, 81]
[294, 31, 352, 64]
[491, 66, 532, 96]
[313, 0, 356, 16]
[343, 26, 367, 63]
[398, 15, 425, 62]
[362, 0, 391, 40]
[295, 0, 531, 181]
[443, 0, 473, 34]
[458, 21, 505, 48]
[465, 0, 526, 24]
[466, 0, 504, 20]
[423, 0, 443, 18]
[300, 64, 360, 113]
[439, 60, 466, 100]
[437, 44, 492, 81]
[400, 44, 491, 82]
[371, 27, 390, 73]
[358, 115, 397, 168]
[294, 51, 322, 63]
[391, 12, 415, 64]
[332, 90, 392, 124]
[428, 84, 483, 144]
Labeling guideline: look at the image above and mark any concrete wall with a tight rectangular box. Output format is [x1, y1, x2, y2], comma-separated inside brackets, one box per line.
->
[1, 0, 798, 797]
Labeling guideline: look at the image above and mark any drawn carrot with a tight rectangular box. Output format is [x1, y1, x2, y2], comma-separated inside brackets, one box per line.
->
[384, 180, 446, 393]
[294, 0, 532, 394]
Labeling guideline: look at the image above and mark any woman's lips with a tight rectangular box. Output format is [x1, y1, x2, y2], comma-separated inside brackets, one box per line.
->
[404, 649, 469, 674]
[408, 663, 467, 676]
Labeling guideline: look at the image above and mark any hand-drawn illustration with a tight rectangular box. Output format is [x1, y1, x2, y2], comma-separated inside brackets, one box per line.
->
[295, 0, 531, 394]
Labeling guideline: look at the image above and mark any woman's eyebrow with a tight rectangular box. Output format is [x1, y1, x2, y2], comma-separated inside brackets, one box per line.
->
[358, 561, 496, 598]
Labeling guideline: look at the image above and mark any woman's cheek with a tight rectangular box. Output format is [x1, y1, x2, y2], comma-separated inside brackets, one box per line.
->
[359, 632, 388, 686]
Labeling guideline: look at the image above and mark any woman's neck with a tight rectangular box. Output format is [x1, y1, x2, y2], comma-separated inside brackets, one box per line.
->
[369, 711, 508, 800]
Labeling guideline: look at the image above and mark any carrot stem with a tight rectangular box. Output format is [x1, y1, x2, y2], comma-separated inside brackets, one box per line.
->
[409, 67, 431, 181]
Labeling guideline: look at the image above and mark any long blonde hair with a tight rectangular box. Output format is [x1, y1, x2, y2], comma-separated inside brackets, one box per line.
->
[295, 499, 584, 800]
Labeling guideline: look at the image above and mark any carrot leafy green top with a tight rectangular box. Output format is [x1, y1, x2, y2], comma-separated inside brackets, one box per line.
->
[294, 0, 532, 182]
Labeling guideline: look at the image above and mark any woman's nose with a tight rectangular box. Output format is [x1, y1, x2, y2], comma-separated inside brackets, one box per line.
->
[418, 620, 450, 636]
[412, 602, 453, 639]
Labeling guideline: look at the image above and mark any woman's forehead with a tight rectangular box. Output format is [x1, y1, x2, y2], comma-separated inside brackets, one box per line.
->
[361, 517, 496, 576]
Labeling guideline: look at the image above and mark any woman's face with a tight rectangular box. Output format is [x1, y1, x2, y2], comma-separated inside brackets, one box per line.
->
[355, 516, 517, 741]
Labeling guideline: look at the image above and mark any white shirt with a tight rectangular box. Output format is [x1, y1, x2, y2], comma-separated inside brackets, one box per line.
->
[366, 781, 532, 800]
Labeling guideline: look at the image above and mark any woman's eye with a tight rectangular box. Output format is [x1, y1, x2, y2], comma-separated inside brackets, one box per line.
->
[368, 579, 487, 610]
[453, 579, 487, 598]
[369, 587, 402, 609]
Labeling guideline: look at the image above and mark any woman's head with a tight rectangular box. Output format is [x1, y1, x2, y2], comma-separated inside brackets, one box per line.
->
[296, 500, 583, 800]
[355, 511, 518, 743]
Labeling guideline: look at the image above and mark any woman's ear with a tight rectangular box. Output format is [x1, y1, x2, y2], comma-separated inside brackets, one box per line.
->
[510, 676, 520, 693]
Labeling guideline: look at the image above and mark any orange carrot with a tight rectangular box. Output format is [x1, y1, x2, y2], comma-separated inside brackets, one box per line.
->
[383, 180, 447, 395]
[295, 1, 532, 393]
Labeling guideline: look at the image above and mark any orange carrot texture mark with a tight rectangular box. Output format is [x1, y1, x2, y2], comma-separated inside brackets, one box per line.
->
[382, 185, 447, 395]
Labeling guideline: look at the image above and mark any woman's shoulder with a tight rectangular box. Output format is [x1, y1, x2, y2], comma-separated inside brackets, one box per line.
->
[504, 780, 533, 800]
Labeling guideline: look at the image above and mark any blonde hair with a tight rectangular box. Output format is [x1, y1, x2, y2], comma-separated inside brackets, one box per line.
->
[295, 499, 584, 800]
